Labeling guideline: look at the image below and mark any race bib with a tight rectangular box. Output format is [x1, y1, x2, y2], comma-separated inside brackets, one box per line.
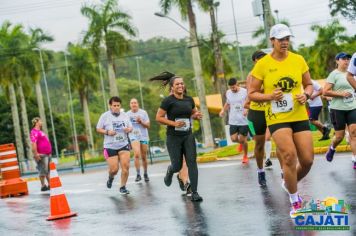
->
[175, 118, 190, 131]
[114, 132, 127, 142]
[132, 128, 141, 137]
[271, 93, 293, 114]
[343, 94, 355, 103]
[234, 104, 243, 112]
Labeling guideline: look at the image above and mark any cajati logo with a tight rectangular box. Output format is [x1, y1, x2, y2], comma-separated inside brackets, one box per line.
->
[293, 197, 350, 231]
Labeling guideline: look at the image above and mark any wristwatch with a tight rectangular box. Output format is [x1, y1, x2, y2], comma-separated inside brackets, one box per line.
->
[304, 92, 311, 100]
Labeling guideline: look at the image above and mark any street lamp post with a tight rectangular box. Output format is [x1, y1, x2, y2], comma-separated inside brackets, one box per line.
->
[135, 56, 144, 109]
[231, 0, 244, 80]
[64, 52, 79, 154]
[155, 12, 214, 147]
[274, 9, 280, 23]
[33, 48, 59, 158]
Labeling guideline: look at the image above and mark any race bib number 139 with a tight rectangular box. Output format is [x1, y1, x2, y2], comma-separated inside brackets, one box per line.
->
[271, 93, 293, 114]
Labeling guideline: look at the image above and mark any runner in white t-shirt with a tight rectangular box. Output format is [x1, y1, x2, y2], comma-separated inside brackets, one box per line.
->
[307, 80, 331, 141]
[346, 52, 356, 90]
[126, 98, 151, 182]
[220, 78, 249, 164]
[96, 96, 133, 194]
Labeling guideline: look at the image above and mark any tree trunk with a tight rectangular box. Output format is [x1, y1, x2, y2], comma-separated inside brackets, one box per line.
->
[8, 83, 25, 170]
[35, 80, 49, 135]
[187, 0, 214, 147]
[82, 94, 95, 152]
[105, 47, 118, 97]
[18, 80, 36, 171]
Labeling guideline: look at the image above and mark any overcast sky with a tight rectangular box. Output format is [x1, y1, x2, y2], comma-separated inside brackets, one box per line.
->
[0, 0, 355, 51]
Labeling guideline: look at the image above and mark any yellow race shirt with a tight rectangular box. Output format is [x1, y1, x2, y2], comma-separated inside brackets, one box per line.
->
[250, 100, 266, 111]
[247, 72, 265, 111]
[251, 52, 309, 125]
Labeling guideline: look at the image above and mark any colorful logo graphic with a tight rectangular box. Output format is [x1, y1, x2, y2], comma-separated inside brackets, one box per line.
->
[293, 197, 350, 231]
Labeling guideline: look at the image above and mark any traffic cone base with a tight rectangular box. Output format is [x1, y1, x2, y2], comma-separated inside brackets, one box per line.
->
[47, 211, 77, 221]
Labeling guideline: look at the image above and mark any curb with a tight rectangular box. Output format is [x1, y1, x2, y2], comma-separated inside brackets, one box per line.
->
[23, 177, 39, 182]
[198, 145, 352, 163]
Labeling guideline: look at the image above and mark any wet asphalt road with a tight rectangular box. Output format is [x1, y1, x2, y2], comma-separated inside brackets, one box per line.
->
[1, 153, 355, 236]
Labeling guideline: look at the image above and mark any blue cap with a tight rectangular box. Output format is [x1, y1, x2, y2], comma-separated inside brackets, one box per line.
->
[335, 52, 351, 60]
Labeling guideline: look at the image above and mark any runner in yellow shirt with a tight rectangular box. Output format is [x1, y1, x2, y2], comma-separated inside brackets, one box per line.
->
[248, 24, 314, 218]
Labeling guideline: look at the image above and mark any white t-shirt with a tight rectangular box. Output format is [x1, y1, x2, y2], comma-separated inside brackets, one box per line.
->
[96, 111, 132, 149]
[308, 80, 323, 107]
[347, 52, 356, 75]
[126, 109, 150, 141]
[226, 88, 248, 125]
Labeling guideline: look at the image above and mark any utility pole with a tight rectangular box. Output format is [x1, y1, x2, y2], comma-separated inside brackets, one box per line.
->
[208, 0, 227, 102]
[208, 0, 227, 138]
[135, 56, 144, 109]
[231, 0, 244, 80]
[262, 0, 274, 47]
[64, 52, 79, 154]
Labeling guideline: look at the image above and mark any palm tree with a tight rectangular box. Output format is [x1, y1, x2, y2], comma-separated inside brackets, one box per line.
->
[307, 20, 350, 78]
[28, 28, 54, 135]
[66, 43, 98, 152]
[0, 21, 26, 164]
[159, 0, 214, 147]
[81, 0, 137, 97]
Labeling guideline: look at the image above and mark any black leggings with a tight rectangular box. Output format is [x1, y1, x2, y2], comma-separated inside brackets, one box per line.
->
[166, 133, 198, 192]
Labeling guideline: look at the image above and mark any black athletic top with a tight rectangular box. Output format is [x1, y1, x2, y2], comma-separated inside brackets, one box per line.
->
[160, 94, 195, 136]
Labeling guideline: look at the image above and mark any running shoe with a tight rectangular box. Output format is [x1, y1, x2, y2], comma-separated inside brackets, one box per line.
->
[119, 186, 130, 195]
[164, 165, 174, 187]
[185, 183, 192, 196]
[265, 159, 273, 168]
[40, 185, 49, 192]
[237, 143, 243, 152]
[319, 127, 331, 141]
[258, 171, 267, 186]
[177, 175, 185, 191]
[144, 173, 150, 182]
[135, 175, 142, 182]
[353, 162, 356, 170]
[191, 192, 203, 202]
[325, 146, 336, 162]
[242, 155, 249, 164]
[106, 177, 114, 189]
[290, 196, 303, 218]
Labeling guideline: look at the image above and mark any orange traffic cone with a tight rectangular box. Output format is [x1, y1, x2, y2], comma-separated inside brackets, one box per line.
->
[47, 162, 77, 221]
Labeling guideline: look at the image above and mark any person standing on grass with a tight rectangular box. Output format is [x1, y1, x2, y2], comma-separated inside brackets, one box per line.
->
[96, 96, 133, 194]
[30, 117, 52, 192]
[126, 98, 151, 182]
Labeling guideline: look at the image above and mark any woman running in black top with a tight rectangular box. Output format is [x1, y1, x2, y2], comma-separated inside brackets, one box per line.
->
[150, 71, 203, 202]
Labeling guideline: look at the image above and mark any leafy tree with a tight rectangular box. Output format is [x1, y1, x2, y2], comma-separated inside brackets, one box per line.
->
[0, 21, 26, 161]
[81, 0, 137, 97]
[302, 20, 350, 79]
[329, 0, 356, 22]
[66, 44, 99, 151]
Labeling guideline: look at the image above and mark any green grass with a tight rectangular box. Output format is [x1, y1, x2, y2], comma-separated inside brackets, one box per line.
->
[203, 130, 348, 158]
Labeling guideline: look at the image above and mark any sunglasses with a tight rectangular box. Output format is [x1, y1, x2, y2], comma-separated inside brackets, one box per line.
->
[276, 37, 290, 42]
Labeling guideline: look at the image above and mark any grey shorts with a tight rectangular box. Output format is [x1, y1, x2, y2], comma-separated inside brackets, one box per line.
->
[36, 155, 50, 176]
